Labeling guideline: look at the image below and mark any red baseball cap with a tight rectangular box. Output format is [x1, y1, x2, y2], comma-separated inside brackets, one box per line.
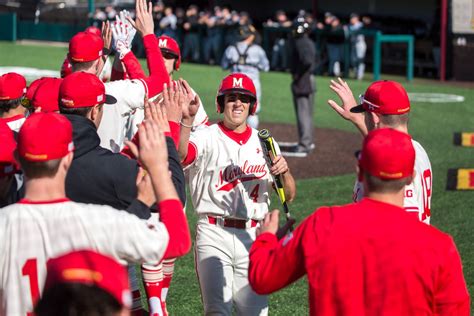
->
[351, 80, 411, 115]
[0, 72, 27, 100]
[359, 128, 415, 180]
[22, 77, 48, 108]
[68, 31, 104, 62]
[18, 112, 74, 162]
[60, 57, 73, 78]
[157, 35, 181, 70]
[31, 77, 63, 112]
[59, 72, 116, 108]
[44, 250, 131, 308]
[0, 120, 18, 177]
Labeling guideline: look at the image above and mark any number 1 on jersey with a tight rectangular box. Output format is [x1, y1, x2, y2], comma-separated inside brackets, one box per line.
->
[22, 258, 40, 316]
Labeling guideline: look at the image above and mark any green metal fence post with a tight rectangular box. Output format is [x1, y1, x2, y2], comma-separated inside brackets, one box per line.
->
[373, 31, 382, 81]
[407, 36, 414, 81]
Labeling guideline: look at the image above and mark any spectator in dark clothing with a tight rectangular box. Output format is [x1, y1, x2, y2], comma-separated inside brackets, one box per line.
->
[282, 18, 316, 157]
[58, 72, 186, 219]
[182, 5, 201, 62]
[203, 7, 224, 64]
[324, 14, 345, 76]
[266, 10, 292, 71]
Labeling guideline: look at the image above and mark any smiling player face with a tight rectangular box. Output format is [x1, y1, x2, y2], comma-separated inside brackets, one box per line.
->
[222, 93, 252, 132]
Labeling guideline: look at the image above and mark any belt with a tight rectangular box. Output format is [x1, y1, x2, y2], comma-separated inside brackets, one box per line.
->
[207, 216, 258, 229]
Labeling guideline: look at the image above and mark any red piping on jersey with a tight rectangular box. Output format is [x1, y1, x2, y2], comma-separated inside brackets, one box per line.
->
[218, 121, 252, 145]
[1, 114, 25, 123]
[18, 198, 71, 204]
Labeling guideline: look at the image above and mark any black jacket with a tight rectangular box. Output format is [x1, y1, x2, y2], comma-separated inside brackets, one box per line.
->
[289, 35, 317, 96]
[64, 114, 186, 219]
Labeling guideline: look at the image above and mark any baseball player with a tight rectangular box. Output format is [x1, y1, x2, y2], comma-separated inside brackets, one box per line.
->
[248, 128, 469, 315]
[328, 79, 433, 224]
[68, 0, 169, 153]
[221, 25, 269, 129]
[112, 31, 208, 315]
[178, 73, 296, 315]
[0, 72, 28, 132]
[0, 112, 191, 315]
[121, 33, 209, 142]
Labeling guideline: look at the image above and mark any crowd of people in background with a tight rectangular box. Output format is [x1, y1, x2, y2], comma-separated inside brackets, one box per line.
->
[92, 3, 370, 80]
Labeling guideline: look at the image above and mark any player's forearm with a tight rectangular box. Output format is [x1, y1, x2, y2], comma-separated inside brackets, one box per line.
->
[178, 118, 194, 162]
[352, 118, 369, 137]
[142, 35, 170, 98]
[165, 137, 187, 205]
[248, 233, 304, 294]
[281, 170, 296, 202]
[121, 50, 147, 80]
[159, 199, 191, 259]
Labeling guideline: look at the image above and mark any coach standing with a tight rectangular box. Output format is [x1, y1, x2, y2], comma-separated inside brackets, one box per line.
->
[248, 128, 470, 315]
[284, 17, 316, 157]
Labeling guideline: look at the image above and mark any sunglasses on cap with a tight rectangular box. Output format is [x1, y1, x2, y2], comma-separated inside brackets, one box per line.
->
[359, 94, 381, 111]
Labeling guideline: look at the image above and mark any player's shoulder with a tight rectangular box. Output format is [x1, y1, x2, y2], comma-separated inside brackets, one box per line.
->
[411, 139, 432, 167]
[105, 78, 146, 94]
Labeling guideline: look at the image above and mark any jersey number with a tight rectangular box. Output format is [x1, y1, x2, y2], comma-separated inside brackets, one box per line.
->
[420, 169, 432, 221]
[22, 258, 40, 316]
[250, 184, 260, 202]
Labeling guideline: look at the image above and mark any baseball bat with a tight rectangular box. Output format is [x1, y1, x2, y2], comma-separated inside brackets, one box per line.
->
[258, 129, 293, 231]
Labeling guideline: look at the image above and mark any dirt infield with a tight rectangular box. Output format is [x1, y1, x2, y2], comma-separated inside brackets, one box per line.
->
[259, 122, 363, 180]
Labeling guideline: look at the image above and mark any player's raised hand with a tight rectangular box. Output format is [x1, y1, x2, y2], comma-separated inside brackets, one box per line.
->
[327, 78, 360, 120]
[136, 167, 156, 207]
[161, 82, 182, 123]
[101, 21, 112, 53]
[179, 79, 200, 120]
[126, 119, 169, 173]
[327, 77, 368, 135]
[145, 99, 170, 133]
[127, 0, 154, 37]
[270, 155, 289, 176]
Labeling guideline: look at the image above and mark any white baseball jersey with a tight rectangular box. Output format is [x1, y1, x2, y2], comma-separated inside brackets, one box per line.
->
[187, 123, 273, 220]
[0, 199, 169, 315]
[97, 78, 148, 153]
[1, 114, 26, 133]
[353, 139, 433, 224]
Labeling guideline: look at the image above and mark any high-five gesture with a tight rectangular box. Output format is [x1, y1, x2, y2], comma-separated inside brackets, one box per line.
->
[327, 77, 368, 136]
[126, 0, 154, 37]
[179, 79, 200, 121]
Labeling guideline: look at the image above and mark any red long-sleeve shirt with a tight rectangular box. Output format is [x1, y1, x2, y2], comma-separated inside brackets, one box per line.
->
[158, 199, 191, 259]
[249, 198, 470, 316]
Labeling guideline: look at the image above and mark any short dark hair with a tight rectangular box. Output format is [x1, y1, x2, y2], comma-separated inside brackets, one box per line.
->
[35, 283, 122, 316]
[0, 98, 22, 114]
[364, 172, 412, 194]
[379, 113, 409, 128]
[19, 157, 62, 179]
[59, 104, 93, 117]
[70, 60, 97, 73]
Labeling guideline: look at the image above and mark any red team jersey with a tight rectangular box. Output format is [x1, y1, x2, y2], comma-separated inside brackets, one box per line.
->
[249, 198, 470, 316]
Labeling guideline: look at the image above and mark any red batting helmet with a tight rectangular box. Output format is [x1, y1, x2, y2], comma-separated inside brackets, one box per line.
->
[157, 35, 181, 71]
[84, 26, 102, 37]
[215, 73, 258, 115]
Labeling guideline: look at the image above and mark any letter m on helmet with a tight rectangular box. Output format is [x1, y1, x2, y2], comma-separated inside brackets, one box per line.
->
[232, 77, 243, 88]
[158, 39, 168, 48]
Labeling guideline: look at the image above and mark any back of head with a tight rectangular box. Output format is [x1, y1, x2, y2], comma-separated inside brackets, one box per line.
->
[59, 71, 115, 117]
[0, 72, 27, 114]
[36, 250, 131, 315]
[31, 78, 63, 113]
[17, 112, 74, 179]
[292, 17, 310, 37]
[351, 80, 411, 129]
[359, 128, 415, 193]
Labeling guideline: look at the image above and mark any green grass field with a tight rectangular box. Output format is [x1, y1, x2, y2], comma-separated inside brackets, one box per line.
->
[1, 41, 472, 314]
